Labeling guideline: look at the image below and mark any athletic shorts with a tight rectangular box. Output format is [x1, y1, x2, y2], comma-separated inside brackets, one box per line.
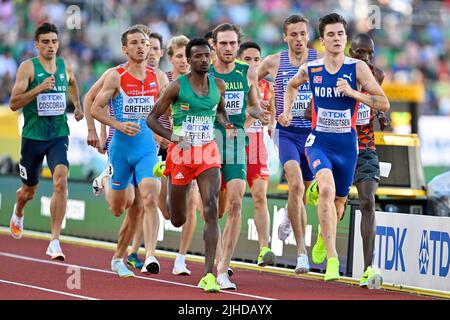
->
[164, 141, 221, 186]
[354, 148, 380, 184]
[19, 136, 69, 186]
[305, 142, 357, 198]
[276, 128, 314, 182]
[108, 145, 159, 191]
[216, 130, 247, 190]
[246, 131, 269, 188]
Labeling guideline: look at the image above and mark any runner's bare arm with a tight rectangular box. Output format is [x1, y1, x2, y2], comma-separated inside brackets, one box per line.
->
[258, 53, 278, 81]
[338, 61, 389, 112]
[66, 61, 84, 121]
[215, 78, 233, 129]
[284, 63, 309, 116]
[84, 68, 114, 149]
[147, 80, 180, 141]
[155, 69, 170, 97]
[9, 60, 50, 111]
[247, 67, 271, 124]
[268, 82, 276, 130]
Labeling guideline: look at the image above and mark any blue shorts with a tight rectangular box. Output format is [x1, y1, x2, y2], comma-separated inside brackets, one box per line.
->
[275, 129, 314, 181]
[19, 136, 69, 186]
[305, 143, 357, 198]
[108, 136, 159, 191]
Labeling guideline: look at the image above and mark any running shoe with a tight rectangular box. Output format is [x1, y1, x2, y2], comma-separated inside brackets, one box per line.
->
[227, 267, 234, 277]
[46, 239, 65, 261]
[172, 255, 191, 275]
[111, 259, 134, 278]
[9, 204, 23, 240]
[324, 257, 340, 281]
[127, 253, 144, 269]
[92, 164, 112, 197]
[198, 273, 220, 293]
[141, 256, 160, 274]
[152, 161, 166, 178]
[306, 180, 319, 206]
[312, 225, 327, 264]
[217, 272, 236, 290]
[294, 253, 310, 274]
[360, 266, 383, 289]
[277, 207, 292, 241]
[257, 246, 276, 267]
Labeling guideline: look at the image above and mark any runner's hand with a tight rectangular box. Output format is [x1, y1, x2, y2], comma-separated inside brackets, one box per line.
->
[376, 111, 390, 131]
[87, 129, 100, 149]
[258, 109, 271, 126]
[117, 121, 140, 136]
[154, 133, 171, 149]
[98, 133, 107, 154]
[278, 111, 292, 127]
[74, 106, 84, 121]
[337, 78, 354, 97]
[225, 123, 237, 138]
[259, 99, 269, 110]
[39, 75, 55, 92]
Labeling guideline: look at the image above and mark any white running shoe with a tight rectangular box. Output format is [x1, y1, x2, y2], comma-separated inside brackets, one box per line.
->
[141, 256, 160, 274]
[172, 255, 191, 275]
[92, 164, 112, 197]
[9, 205, 24, 239]
[217, 272, 236, 290]
[278, 208, 292, 241]
[295, 253, 310, 274]
[46, 239, 65, 261]
[111, 259, 134, 278]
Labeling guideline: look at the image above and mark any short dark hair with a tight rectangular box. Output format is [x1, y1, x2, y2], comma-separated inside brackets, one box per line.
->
[203, 30, 213, 41]
[237, 41, 261, 58]
[149, 32, 163, 50]
[351, 33, 373, 47]
[186, 38, 210, 58]
[121, 27, 146, 46]
[35, 22, 58, 41]
[319, 13, 347, 38]
[283, 15, 309, 34]
[212, 23, 243, 44]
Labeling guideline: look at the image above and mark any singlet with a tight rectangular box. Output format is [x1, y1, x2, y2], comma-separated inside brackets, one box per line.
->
[274, 49, 317, 133]
[22, 57, 69, 141]
[109, 65, 159, 149]
[356, 95, 376, 150]
[172, 74, 220, 146]
[307, 57, 360, 149]
[246, 79, 271, 133]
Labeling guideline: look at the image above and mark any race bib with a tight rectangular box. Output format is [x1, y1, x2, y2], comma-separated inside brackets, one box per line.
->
[291, 92, 312, 118]
[122, 96, 154, 120]
[356, 103, 371, 126]
[247, 119, 263, 133]
[37, 93, 66, 116]
[182, 115, 215, 146]
[316, 107, 352, 133]
[224, 91, 244, 115]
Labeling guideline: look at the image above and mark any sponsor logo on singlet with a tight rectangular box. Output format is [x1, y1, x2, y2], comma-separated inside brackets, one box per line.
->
[356, 103, 371, 126]
[37, 92, 66, 116]
[122, 95, 154, 120]
[316, 107, 352, 133]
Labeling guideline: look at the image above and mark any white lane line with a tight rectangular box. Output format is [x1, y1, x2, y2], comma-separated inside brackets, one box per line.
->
[0, 279, 98, 300]
[0, 252, 275, 300]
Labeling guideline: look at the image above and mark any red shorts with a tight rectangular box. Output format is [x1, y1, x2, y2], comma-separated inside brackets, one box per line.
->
[164, 141, 222, 186]
[245, 131, 269, 188]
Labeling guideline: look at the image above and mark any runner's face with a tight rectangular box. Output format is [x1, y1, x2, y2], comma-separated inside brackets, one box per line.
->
[35, 33, 59, 60]
[239, 48, 261, 68]
[170, 46, 190, 75]
[188, 45, 211, 74]
[321, 23, 347, 55]
[147, 38, 163, 67]
[350, 41, 374, 64]
[124, 32, 150, 63]
[284, 22, 309, 55]
[214, 30, 239, 64]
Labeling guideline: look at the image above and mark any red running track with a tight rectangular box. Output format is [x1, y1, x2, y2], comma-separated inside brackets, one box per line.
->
[0, 234, 434, 300]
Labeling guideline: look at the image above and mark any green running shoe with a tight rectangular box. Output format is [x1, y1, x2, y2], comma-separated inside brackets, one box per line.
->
[312, 225, 327, 264]
[153, 161, 166, 178]
[306, 180, 319, 206]
[257, 246, 276, 267]
[127, 253, 144, 269]
[324, 257, 340, 281]
[360, 266, 383, 289]
[198, 273, 220, 293]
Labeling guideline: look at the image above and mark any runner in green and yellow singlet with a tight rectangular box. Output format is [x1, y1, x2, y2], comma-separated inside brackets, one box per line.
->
[147, 38, 235, 293]
[8, 23, 84, 261]
[210, 23, 270, 290]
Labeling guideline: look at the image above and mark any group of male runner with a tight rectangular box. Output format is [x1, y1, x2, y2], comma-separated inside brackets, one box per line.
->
[8, 11, 390, 293]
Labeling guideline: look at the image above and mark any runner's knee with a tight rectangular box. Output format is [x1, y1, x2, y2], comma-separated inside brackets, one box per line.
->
[289, 179, 305, 197]
[319, 184, 335, 201]
[142, 192, 159, 209]
[53, 176, 67, 194]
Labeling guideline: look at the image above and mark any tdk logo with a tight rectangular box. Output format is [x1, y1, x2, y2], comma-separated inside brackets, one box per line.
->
[374, 226, 407, 272]
[225, 92, 241, 99]
[418, 230, 449, 277]
[128, 97, 151, 104]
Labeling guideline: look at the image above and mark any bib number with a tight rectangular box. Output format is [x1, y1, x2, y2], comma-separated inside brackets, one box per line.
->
[37, 93, 66, 116]
[224, 91, 244, 115]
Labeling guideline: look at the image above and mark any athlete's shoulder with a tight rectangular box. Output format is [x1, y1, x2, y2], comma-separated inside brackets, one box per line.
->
[235, 59, 250, 71]
[344, 56, 359, 65]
